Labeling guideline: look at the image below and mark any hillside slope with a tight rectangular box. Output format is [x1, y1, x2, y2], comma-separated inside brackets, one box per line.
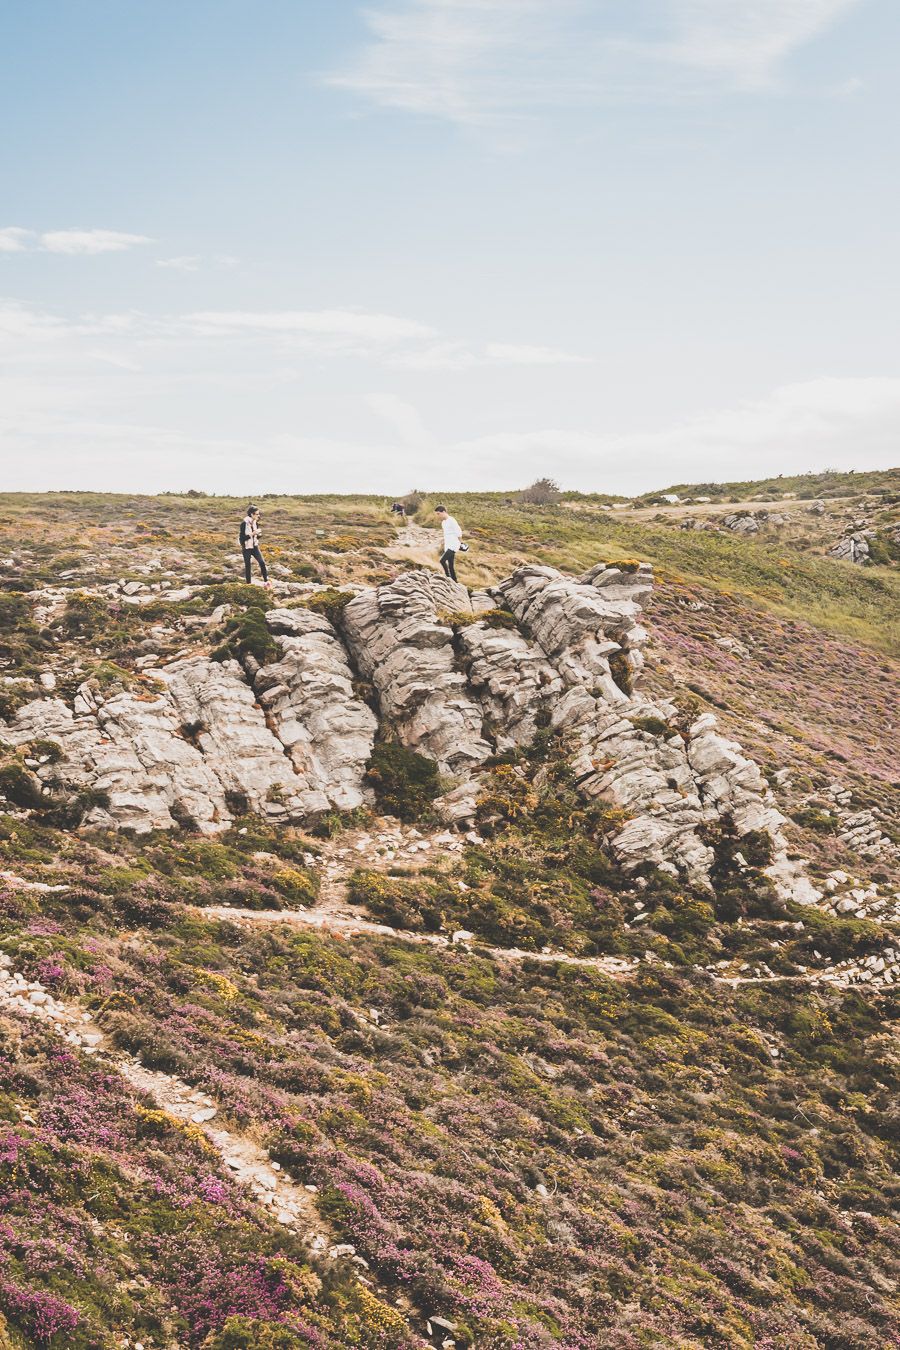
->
[0, 493, 897, 1350]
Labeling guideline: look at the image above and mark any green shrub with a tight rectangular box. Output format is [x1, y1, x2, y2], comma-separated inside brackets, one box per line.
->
[202, 1318, 311, 1349]
[365, 741, 441, 822]
[788, 908, 883, 961]
[25, 739, 63, 763]
[303, 589, 353, 626]
[270, 866, 318, 907]
[0, 687, 27, 721]
[442, 607, 519, 631]
[518, 477, 561, 505]
[62, 592, 110, 637]
[866, 532, 900, 566]
[216, 609, 278, 665]
[347, 868, 446, 931]
[630, 714, 670, 737]
[791, 805, 838, 834]
[0, 763, 43, 809]
[198, 583, 272, 613]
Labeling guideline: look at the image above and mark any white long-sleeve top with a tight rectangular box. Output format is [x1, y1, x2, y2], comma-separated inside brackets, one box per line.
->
[441, 516, 462, 550]
[241, 515, 260, 549]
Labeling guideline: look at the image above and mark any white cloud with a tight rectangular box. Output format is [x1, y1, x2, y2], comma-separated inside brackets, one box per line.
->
[156, 253, 239, 273]
[484, 341, 590, 366]
[650, 1, 864, 90]
[389, 338, 591, 370]
[157, 255, 201, 272]
[0, 297, 593, 370]
[181, 307, 437, 344]
[0, 227, 32, 253]
[329, 0, 862, 129]
[829, 74, 864, 97]
[40, 229, 152, 255]
[448, 377, 900, 490]
[367, 391, 437, 449]
[4, 296, 893, 495]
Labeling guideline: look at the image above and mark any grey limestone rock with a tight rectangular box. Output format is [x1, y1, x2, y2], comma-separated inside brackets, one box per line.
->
[722, 514, 760, 535]
[7, 687, 227, 833]
[159, 656, 320, 822]
[342, 571, 491, 779]
[827, 532, 872, 563]
[253, 607, 377, 812]
[456, 619, 563, 750]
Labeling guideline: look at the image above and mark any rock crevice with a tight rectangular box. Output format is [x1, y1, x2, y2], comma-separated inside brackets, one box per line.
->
[2, 560, 821, 899]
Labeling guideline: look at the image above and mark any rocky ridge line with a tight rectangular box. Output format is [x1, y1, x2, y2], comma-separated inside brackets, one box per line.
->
[0, 557, 856, 904]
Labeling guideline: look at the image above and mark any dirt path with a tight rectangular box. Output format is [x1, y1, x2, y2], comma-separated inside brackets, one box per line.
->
[566, 496, 848, 522]
[382, 520, 440, 569]
[0, 949, 330, 1244]
[204, 825, 886, 990]
[203, 901, 644, 975]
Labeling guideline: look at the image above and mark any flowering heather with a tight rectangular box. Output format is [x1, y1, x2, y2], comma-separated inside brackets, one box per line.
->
[0, 492, 898, 1346]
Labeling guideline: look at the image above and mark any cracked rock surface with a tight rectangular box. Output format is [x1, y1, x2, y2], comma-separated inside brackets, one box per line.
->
[252, 606, 377, 812]
[342, 571, 492, 821]
[1, 559, 821, 899]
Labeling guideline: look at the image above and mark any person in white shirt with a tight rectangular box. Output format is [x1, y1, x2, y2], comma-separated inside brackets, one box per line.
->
[435, 504, 463, 581]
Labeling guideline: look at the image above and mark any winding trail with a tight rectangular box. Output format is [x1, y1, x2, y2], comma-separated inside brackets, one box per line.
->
[200, 825, 889, 991]
[0, 951, 327, 1244]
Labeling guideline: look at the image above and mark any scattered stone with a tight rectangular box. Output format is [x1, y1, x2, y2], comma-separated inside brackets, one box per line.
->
[828, 532, 873, 564]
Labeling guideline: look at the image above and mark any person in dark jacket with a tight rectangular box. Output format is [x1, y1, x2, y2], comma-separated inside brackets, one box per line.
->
[239, 506, 270, 586]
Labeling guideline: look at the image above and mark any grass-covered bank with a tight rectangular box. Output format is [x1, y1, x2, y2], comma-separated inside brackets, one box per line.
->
[1, 816, 898, 1348]
[2, 488, 899, 654]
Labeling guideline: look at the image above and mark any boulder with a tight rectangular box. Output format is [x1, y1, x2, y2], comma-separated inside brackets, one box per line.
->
[342, 571, 491, 778]
[160, 656, 320, 822]
[253, 607, 377, 811]
[827, 532, 872, 564]
[722, 514, 760, 534]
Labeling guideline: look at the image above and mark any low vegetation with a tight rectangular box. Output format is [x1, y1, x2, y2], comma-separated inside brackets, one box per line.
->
[0, 485, 897, 1346]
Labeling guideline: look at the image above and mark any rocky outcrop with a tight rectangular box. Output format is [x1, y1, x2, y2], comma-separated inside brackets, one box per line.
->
[159, 656, 322, 823]
[828, 531, 873, 563]
[494, 562, 651, 697]
[456, 620, 563, 750]
[251, 607, 377, 812]
[722, 514, 759, 535]
[6, 688, 228, 833]
[0, 561, 823, 901]
[487, 562, 809, 896]
[342, 570, 492, 788]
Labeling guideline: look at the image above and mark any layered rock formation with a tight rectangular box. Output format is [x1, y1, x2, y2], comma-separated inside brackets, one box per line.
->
[342, 572, 492, 819]
[492, 562, 793, 887]
[456, 620, 563, 750]
[828, 531, 873, 563]
[1, 559, 819, 899]
[7, 685, 227, 833]
[250, 607, 377, 812]
[159, 656, 322, 823]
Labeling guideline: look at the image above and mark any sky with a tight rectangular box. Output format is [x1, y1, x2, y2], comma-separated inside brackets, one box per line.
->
[1, 0, 898, 496]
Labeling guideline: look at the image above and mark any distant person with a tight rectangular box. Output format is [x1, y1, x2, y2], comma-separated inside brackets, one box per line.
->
[239, 505, 271, 586]
[435, 504, 464, 581]
[391, 502, 406, 518]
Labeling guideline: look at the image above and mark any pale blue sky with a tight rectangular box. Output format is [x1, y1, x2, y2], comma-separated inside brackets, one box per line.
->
[1, 0, 897, 494]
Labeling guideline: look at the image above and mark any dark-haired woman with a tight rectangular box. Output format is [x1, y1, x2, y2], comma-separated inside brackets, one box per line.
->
[239, 506, 270, 586]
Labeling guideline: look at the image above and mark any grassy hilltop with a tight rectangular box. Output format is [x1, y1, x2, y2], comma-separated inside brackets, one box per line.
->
[0, 479, 898, 1349]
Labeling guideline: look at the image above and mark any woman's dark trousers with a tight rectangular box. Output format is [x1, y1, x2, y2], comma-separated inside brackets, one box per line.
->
[243, 547, 268, 582]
